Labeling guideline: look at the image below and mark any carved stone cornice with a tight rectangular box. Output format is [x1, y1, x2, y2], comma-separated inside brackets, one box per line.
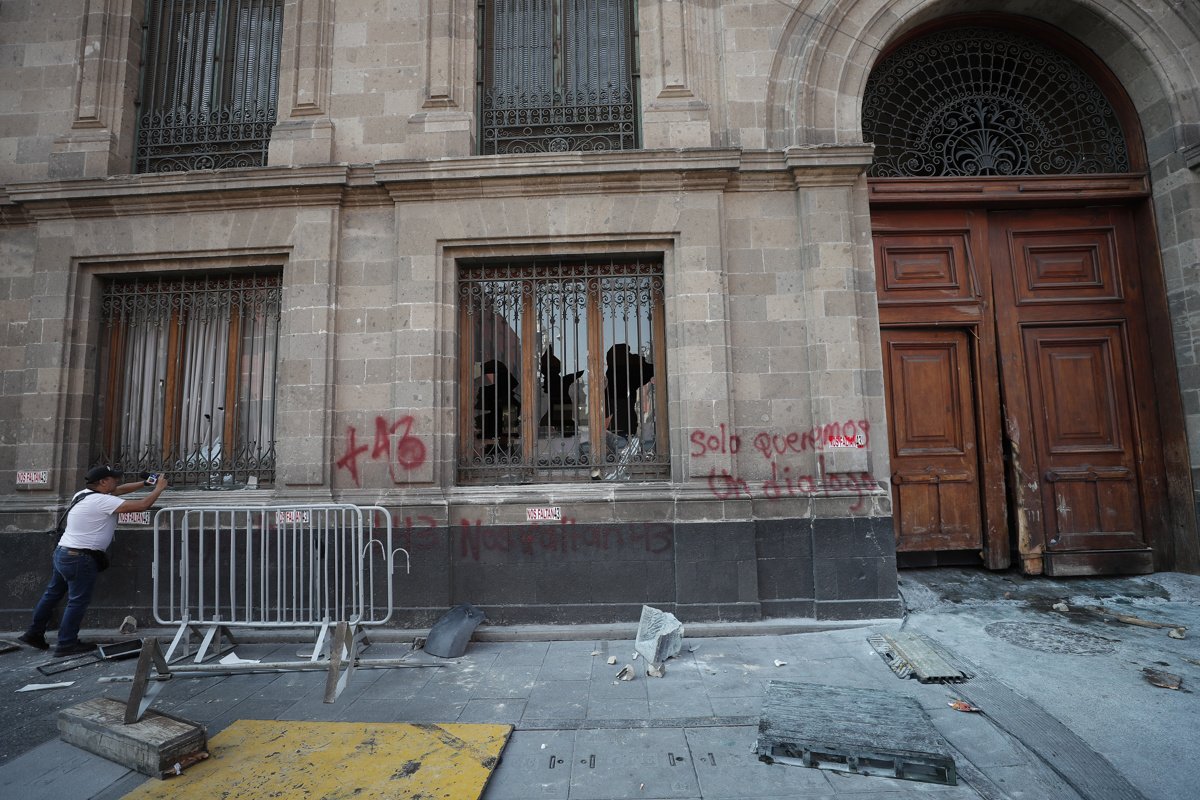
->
[1, 145, 884, 220]
[4, 165, 353, 220]
[1184, 142, 1200, 171]
[867, 173, 1151, 205]
[373, 149, 742, 202]
[784, 144, 875, 188]
[0, 193, 32, 226]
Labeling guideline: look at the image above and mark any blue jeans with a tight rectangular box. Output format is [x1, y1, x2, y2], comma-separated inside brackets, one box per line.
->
[27, 547, 99, 648]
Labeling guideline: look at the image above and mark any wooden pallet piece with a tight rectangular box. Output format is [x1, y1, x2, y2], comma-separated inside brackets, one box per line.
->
[58, 696, 207, 778]
[755, 680, 957, 786]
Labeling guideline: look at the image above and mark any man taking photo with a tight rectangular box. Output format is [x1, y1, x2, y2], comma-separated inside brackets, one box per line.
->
[19, 466, 169, 657]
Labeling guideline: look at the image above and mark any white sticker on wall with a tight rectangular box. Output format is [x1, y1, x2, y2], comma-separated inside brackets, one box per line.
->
[526, 506, 562, 522]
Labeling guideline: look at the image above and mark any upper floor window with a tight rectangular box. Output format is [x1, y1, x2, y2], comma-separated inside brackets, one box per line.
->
[135, 0, 284, 173]
[92, 273, 281, 488]
[478, 0, 640, 154]
[458, 257, 667, 484]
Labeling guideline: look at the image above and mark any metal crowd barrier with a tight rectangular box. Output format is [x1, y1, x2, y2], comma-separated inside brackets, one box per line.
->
[152, 504, 409, 662]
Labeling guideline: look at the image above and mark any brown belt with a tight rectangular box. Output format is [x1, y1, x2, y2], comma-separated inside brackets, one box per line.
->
[59, 547, 102, 558]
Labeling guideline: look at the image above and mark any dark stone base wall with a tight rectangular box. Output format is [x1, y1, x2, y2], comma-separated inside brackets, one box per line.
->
[0, 517, 902, 630]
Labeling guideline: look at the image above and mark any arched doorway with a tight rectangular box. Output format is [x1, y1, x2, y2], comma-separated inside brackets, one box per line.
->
[863, 17, 1181, 576]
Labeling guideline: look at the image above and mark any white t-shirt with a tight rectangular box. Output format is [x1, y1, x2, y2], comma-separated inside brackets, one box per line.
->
[59, 491, 125, 551]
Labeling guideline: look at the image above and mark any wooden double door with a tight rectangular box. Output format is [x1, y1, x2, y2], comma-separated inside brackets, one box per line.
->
[875, 206, 1168, 575]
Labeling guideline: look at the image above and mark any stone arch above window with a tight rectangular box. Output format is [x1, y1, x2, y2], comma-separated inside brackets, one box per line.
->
[862, 26, 1130, 178]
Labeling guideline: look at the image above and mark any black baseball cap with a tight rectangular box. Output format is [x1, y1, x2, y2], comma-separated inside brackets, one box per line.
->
[84, 466, 122, 483]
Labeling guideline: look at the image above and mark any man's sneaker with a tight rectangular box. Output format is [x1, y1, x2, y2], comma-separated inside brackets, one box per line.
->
[52, 641, 97, 658]
[17, 632, 49, 650]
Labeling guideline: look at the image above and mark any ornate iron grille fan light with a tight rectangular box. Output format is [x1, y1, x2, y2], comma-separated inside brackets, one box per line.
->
[862, 27, 1130, 177]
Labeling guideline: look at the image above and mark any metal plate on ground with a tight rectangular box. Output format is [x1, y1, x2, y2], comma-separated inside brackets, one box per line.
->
[755, 680, 957, 786]
[120, 719, 511, 800]
[868, 632, 973, 682]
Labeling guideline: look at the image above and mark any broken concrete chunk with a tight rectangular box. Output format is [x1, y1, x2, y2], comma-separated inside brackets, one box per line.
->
[1052, 602, 1069, 613]
[635, 605, 684, 664]
[774, 659, 787, 667]
[607, 656, 617, 665]
[616, 664, 635, 681]
[1168, 627, 1186, 640]
[647, 663, 665, 678]
[1142, 667, 1182, 690]
[119, 615, 138, 634]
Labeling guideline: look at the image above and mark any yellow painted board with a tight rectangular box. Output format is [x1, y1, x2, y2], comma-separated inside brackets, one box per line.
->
[122, 719, 512, 800]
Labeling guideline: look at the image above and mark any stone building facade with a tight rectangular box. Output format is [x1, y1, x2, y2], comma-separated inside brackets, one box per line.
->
[2, 0, 1198, 629]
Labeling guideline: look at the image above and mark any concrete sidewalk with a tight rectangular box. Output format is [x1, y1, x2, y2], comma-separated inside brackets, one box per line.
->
[1, 568, 1197, 800]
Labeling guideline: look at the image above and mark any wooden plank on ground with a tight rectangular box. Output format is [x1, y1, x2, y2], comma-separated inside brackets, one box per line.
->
[58, 697, 207, 778]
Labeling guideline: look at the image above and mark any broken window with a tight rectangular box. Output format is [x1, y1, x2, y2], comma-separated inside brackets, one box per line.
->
[135, 0, 285, 173]
[91, 273, 281, 487]
[457, 257, 667, 484]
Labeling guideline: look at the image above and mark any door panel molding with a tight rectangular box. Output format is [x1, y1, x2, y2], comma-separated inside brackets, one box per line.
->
[883, 328, 983, 553]
[990, 207, 1162, 574]
[873, 202, 1172, 575]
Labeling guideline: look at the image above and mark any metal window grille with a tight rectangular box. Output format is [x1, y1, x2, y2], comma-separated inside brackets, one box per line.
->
[862, 27, 1130, 177]
[92, 273, 282, 488]
[135, 0, 284, 173]
[479, 0, 640, 154]
[458, 258, 667, 484]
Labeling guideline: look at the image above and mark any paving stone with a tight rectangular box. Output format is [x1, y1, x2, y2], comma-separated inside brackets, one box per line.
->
[471, 662, 542, 698]
[524, 680, 589, 719]
[482, 729, 575, 800]
[459, 697, 528, 724]
[685, 726, 834, 799]
[493, 641, 551, 666]
[569, 728, 700, 799]
[587, 697, 649, 720]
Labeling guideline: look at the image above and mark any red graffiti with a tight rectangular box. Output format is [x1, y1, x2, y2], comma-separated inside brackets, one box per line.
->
[458, 518, 672, 562]
[690, 420, 870, 460]
[690, 423, 741, 457]
[394, 514, 440, 552]
[336, 415, 427, 486]
[706, 469, 751, 500]
[753, 420, 869, 461]
[335, 426, 370, 485]
[706, 456, 879, 513]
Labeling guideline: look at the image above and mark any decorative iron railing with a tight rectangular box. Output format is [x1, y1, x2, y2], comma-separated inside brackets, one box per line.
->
[481, 88, 638, 154]
[863, 26, 1130, 178]
[136, 108, 278, 173]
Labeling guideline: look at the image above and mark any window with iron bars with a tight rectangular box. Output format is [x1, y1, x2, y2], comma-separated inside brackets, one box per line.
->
[458, 258, 667, 484]
[135, 0, 284, 173]
[478, 0, 640, 154]
[91, 273, 281, 488]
